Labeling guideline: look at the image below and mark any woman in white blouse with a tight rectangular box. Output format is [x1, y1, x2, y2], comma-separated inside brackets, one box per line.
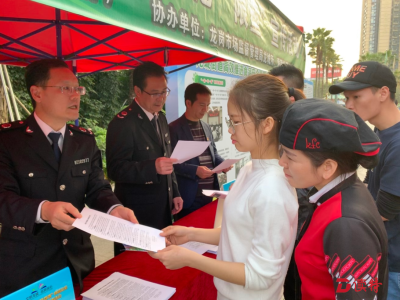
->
[149, 74, 298, 300]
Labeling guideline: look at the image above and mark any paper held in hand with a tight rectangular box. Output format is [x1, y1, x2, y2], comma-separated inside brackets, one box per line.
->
[170, 140, 210, 164]
[73, 207, 165, 252]
[179, 241, 219, 255]
[202, 190, 229, 199]
[82, 272, 176, 300]
[211, 158, 240, 173]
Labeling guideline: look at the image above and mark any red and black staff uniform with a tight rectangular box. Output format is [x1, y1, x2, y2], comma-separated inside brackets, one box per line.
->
[280, 99, 388, 300]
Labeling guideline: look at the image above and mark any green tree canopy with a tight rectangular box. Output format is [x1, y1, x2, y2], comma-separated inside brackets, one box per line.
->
[7, 66, 132, 128]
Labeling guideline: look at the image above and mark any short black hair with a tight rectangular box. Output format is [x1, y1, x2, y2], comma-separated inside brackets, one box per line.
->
[370, 86, 396, 102]
[269, 64, 304, 90]
[132, 61, 167, 90]
[184, 83, 212, 106]
[25, 59, 69, 109]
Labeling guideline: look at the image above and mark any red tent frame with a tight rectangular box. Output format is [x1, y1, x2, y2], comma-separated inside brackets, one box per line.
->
[0, 0, 223, 77]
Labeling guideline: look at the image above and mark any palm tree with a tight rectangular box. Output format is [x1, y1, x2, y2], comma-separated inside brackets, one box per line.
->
[326, 51, 342, 84]
[306, 28, 333, 97]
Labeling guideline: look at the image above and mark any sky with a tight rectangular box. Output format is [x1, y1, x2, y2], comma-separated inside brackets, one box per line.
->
[271, 0, 363, 79]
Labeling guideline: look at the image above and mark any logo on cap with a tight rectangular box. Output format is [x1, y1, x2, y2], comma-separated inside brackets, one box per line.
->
[346, 64, 368, 79]
[305, 138, 320, 149]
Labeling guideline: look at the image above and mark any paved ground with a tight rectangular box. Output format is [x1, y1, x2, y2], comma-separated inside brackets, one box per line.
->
[91, 235, 114, 267]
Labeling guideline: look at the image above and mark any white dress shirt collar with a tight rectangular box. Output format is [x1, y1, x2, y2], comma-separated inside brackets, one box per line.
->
[309, 172, 356, 204]
[135, 99, 158, 121]
[34, 112, 66, 151]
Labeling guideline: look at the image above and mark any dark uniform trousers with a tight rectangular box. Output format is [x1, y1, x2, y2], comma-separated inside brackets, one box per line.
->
[106, 100, 181, 256]
[0, 115, 121, 297]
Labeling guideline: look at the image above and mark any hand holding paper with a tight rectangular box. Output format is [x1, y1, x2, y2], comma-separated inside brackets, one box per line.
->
[73, 207, 165, 252]
[170, 140, 210, 164]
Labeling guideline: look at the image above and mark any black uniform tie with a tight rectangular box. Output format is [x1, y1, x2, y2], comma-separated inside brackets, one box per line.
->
[151, 114, 161, 143]
[48, 132, 61, 163]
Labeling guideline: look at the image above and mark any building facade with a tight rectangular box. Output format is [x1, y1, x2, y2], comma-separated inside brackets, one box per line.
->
[360, 0, 400, 68]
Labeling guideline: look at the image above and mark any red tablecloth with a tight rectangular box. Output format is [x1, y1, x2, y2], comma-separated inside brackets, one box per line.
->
[74, 200, 219, 300]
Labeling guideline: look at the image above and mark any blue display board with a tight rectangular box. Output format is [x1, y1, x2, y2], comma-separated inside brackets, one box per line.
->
[1, 267, 75, 300]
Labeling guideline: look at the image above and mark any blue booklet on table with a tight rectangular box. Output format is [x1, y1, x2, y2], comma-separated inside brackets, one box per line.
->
[1, 267, 75, 300]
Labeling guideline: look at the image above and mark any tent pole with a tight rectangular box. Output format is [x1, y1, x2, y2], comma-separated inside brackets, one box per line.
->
[72, 59, 79, 126]
[168, 56, 217, 74]
[0, 66, 14, 121]
[56, 9, 62, 59]
[4, 86, 31, 115]
[63, 24, 142, 64]
[3, 65, 21, 120]
[2, 24, 55, 48]
[0, 32, 52, 58]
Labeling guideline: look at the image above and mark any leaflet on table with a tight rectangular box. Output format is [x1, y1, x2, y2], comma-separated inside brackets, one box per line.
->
[81, 272, 175, 300]
[73, 207, 165, 252]
[206, 245, 219, 255]
[179, 241, 219, 255]
[211, 158, 240, 173]
[170, 140, 210, 164]
[202, 189, 229, 199]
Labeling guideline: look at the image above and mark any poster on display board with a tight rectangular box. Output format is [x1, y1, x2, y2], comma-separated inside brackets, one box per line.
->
[304, 78, 314, 98]
[165, 61, 266, 185]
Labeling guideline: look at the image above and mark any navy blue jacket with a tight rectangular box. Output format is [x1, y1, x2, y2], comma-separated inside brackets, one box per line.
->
[169, 114, 224, 209]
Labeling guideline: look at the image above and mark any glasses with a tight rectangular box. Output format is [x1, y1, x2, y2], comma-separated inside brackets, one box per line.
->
[225, 117, 254, 134]
[41, 86, 86, 95]
[141, 88, 171, 99]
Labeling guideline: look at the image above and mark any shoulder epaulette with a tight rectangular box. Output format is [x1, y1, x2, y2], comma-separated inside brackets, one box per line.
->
[68, 124, 94, 136]
[0, 120, 26, 132]
[115, 107, 133, 120]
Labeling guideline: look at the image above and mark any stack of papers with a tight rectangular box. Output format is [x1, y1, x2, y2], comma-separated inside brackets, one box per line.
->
[179, 241, 219, 255]
[73, 208, 165, 252]
[202, 190, 229, 199]
[82, 272, 176, 300]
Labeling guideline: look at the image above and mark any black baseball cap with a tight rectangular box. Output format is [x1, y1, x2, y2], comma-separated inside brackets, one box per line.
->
[329, 61, 397, 94]
[279, 98, 381, 156]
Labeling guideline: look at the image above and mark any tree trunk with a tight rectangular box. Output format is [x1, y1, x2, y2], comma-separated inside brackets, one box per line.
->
[315, 63, 319, 97]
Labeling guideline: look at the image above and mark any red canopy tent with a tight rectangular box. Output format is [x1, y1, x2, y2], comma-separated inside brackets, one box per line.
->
[0, 0, 223, 77]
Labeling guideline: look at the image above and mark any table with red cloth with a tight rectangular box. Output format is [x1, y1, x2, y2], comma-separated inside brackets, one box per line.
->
[74, 200, 219, 300]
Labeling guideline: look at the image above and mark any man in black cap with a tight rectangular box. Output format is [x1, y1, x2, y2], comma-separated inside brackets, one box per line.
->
[330, 61, 400, 299]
